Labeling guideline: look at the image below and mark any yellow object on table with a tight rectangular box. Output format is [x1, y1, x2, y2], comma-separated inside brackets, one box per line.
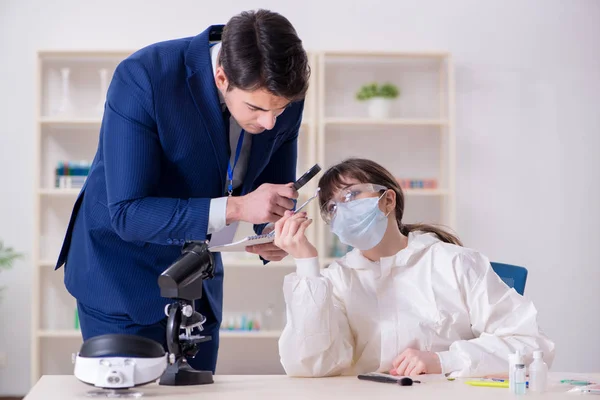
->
[464, 380, 509, 388]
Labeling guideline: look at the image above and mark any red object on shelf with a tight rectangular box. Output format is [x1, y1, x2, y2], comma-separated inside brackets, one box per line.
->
[396, 178, 437, 190]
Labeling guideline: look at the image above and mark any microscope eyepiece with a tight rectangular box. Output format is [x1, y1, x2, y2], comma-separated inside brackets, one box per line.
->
[158, 241, 214, 301]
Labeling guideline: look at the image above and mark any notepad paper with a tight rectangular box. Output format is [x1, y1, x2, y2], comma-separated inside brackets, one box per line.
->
[208, 231, 275, 252]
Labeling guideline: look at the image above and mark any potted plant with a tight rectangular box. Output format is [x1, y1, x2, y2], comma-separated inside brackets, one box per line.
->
[356, 82, 400, 118]
[0, 240, 22, 300]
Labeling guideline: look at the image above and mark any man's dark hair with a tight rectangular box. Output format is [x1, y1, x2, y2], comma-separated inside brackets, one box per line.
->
[220, 9, 310, 101]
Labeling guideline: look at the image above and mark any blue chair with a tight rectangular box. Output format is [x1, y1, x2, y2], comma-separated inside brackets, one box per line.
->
[490, 262, 528, 295]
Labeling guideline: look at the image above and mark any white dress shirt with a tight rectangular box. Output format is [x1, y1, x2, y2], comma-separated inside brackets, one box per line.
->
[207, 42, 252, 234]
[278, 231, 556, 378]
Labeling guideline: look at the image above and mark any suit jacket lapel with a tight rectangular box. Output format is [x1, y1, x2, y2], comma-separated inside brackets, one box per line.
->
[185, 26, 228, 190]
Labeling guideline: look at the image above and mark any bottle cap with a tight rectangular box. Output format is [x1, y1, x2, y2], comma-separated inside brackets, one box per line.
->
[533, 350, 543, 359]
[509, 350, 524, 364]
[516, 364, 525, 368]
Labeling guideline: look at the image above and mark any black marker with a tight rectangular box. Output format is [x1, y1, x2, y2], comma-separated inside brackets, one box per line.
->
[357, 373, 421, 386]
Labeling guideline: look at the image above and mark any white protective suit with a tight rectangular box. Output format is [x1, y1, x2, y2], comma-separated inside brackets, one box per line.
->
[278, 231, 555, 378]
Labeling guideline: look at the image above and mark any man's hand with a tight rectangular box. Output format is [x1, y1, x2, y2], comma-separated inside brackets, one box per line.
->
[246, 222, 288, 261]
[390, 349, 442, 376]
[227, 183, 298, 225]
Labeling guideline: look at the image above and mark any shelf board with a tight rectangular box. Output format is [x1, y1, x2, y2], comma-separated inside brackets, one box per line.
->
[41, 257, 333, 269]
[404, 189, 449, 196]
[220, 330, 281, 339]
[37, 329, 281, 339]
[322, 50, 450, 59]
[39, 50, 134, 56]
[39, 188, 80, 197]
[38, 330, 81, 338]
[324, 118, 448, 126]
[41, 258, 339, 268]
[223, 259, 296, 268]
[39, 260, 56, 268]
[223, 257, 339, 268]
[38, 50, 135, 61]
[40, 117, 102, 127]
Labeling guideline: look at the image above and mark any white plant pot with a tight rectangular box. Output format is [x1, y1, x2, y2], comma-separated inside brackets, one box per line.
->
[367, 98, 393, 119]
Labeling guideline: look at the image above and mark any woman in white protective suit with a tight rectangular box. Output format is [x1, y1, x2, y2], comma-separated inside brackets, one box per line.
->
[273, 158, 555, 378]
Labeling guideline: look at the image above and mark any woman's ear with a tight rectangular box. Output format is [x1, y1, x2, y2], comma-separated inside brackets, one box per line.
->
[383, 189, 396, 215]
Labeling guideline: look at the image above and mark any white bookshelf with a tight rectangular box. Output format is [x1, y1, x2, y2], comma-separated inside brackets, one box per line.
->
[31, 49, 455, 384]
[40, 117, 103, 126]
[32, 50, 135, 386]
[38, 188, 80, 196]
[314, 51, 455, 259]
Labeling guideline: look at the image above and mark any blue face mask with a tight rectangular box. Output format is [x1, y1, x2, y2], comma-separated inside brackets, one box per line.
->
[330, 194, 388, 251]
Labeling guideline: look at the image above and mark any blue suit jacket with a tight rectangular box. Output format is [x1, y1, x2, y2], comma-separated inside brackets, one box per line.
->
[55, 25, 303, 329]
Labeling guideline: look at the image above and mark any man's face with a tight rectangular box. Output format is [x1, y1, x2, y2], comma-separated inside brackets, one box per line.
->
[215, 67, 290, 134]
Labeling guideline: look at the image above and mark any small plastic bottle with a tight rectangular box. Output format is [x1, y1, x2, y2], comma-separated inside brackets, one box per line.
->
[514, 364, 527, 395]
[509, 350, 524, 393]
[253, 312, 262, 331]
[262, 304, 275, 331]
[529, 350, 548, 392]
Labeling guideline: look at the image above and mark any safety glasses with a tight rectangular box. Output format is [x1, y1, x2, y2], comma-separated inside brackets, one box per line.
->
[320, 183, 387, 224]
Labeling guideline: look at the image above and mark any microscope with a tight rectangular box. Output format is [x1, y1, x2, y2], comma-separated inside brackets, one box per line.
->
[157, 240, 216, 386]
[71, 241, 216, 396]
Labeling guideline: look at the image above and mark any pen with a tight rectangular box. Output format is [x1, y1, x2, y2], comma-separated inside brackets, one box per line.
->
[561, 380, 595, 386]
[264, 188, 320, 237]
[293, 188, 320, 215]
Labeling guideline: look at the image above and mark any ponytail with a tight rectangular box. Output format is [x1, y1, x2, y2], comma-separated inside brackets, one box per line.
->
[400, 223, 463, 246]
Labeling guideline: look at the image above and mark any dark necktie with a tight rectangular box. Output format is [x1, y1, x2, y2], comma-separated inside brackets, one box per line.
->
[222, 104, 231, 157]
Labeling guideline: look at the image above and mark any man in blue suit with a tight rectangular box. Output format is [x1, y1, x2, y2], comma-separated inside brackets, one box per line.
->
[55, 9, 310, 373]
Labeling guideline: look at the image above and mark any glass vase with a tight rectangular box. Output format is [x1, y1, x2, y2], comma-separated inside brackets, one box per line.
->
[95, 68, 109, 116]
[55, 67, 74, 116]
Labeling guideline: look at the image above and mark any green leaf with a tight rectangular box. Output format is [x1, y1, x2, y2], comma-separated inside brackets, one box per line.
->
[379, 83, 400, 98]
[0, 241, 23, 270]
[355, 82, 400, 100]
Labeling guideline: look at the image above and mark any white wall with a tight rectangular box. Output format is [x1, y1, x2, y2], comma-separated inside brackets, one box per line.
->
[1, 0, 599, 395]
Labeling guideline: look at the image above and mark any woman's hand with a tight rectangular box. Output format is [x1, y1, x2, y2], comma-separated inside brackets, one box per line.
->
[273, 210, 317, 259]
[390, 349, 442, 376]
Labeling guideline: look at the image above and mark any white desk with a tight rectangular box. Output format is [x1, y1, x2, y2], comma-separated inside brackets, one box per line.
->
[25, 373, 600, 400]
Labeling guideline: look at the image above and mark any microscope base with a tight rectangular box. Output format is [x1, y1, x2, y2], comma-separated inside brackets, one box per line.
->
[158, 362, 214, 386]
